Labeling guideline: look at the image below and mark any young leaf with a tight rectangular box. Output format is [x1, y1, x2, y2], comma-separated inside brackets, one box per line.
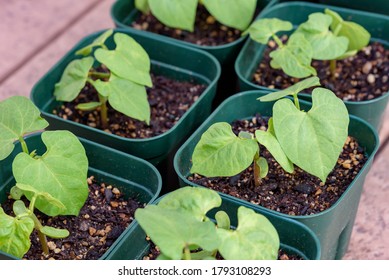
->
[10, 185, 24, 200]
[135, 0, 150, 13]
[273, 88, 349, 182]
[259, 76, 321, 102]
[325, 9, 370, 53]
[243, 18, 293, 44]
[76, 102, 102, 111]
[94, 33, 152, 87]
[41, 226, 69, 239]
[0, 208, 34, 258]
[54, 57, 94, 102]
[135, 205, 219, 260]
[255, 156, 269, 178]
[191, 122, 259, 177]
[90, 75, 150, 125]
[147, 0, 198, 32]
[158, 187, 222, 221]
[215, 210, 230, 230]
[75, 29, 113, 56]
[217, 206, 279, 260]
[12, 131, 88, 216]
[0, 96, 49, 160]
[12, 200, 29, 217]
[202, 0, 256, 31]
[296, 12, 349, 60]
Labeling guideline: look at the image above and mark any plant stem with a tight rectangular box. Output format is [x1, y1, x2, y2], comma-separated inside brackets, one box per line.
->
[329, 59, 337, 80]
[98, 95, 108, 129]
[293, 94, 300, 111]
[19, 137, 29, 154]
[28, 195, 49, 255]
[253, 153, 261, 188]
[183, 245, 191, 260]
[89, 71, 110, 80]
[272, 34, 284, 48]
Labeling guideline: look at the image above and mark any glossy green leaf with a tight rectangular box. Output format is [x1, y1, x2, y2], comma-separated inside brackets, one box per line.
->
[0, 207, 34, 258]
[41, 226, 69, 239]
[256, 156, 269, 178]
[10, 186, 24, 200]
[217, 206, 279, 260]
[148, 0, 197, 32]
[12, 201, 29, 217]
[91, 75, 150, 125]
[0, 96, 48, 160]
[135, 0, 150, 13]
[13, 131, 88, 216]
[135, 205, 219, 260]
[296, 12, 349, 60]
[273, 88, 349, 182]
[270, 33, 317, 78]
[76, 102, 102, 111]
[202, 0, 256, 31]
[75, 29, 113, 56]
[259, 77, 320, 102]
[191, 122, 259, 177]
[325, 9, 370, 52]
[243, 18, 293, 44]
[54, 57, 94, 102]
[215, 211, 230, 230]
[158, 187, 221, 221]
[95, 33, 152, 87]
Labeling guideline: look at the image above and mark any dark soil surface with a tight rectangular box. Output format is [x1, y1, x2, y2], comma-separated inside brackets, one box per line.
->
[252, 37, 389, 102]
[189, 115, 367, 216]
[54, 73, 206, 139]
[2, 176, 144, 260]
[131, 5, 242, 46]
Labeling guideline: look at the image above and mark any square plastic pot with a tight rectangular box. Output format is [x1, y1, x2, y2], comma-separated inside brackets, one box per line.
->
[30, 28, 220, 167]
[0, 132, 162, 260]
[173, 90, 379, 260]
[235, 1, 389, 131]
[105, 192, 321, 260]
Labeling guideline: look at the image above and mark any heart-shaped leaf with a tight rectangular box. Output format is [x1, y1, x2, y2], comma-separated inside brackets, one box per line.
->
[0, 96, 49, 160]
[296, 12, 349, 60]
[0, 207, 34, 258]
[90, 75, 150, 124]
[191, 122, 259, 177]
[158, 187, 221, 221]
[54, 57, 94, 102]
[273, 88, 349, 182]
[135, 0, 150, 13]
[148, 0, 197, 32]
[217, 206, 279, 260]
[202, 0, 256, 31]
[12, 131, 88, 216]
[243, 18, 293, 44]
[95, 33, 152, 87]
[75, 29, 113, 56]
[41, 226, 69, 239]
[135, 205, 219, 260]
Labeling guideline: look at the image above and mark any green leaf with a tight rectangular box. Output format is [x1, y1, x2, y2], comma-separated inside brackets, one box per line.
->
[10, 186, 24, 200]
[135, 205, 219, 260]
[76, 102, 102, 111]
[270, 33, 317, 78]
[41, 226, 69, 239]
[135, 0, 150, 13]
[148, 0, 197, 32]
[191, 122, 259, 177]
[325, 9, 370, 52]
[256, 156, 269, 178]
[273, 88, 349, 182]
[0, 96, 48, 160]
[217, 206, 279, 260]
[202, 0, 256, 31]
[95, 33, 152, 87]
[243, 18, 293, 44]
[12, 201, 29, 217]
[12, 131, 88, 216]
[215, 211, 230, 230]
[296, 12, 349, 60]
[75, 29, 113, 56]
[158, 187, 221, 221]
[255, 129, 294, 173]
[190, 250, 215, 260]
[259, 76, 321, 102]
[91, 75, 150, 125]
[0, 207, 34, 258]
[54, 57, 94, 102]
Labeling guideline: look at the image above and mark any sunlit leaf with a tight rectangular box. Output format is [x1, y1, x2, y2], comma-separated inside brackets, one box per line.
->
[41, 226, 69, 239]
[75, 29, 113, 56]
[243, 18, 293, 44]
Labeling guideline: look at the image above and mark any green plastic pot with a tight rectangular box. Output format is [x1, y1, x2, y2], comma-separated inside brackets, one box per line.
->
[319, 0, 389, 15]
[30, 28, 220, 168]
[235, 1, 389, 131]
[173, 90, 379, 260]
[0, 132, 162, 260]
[105, 191, 321, 260]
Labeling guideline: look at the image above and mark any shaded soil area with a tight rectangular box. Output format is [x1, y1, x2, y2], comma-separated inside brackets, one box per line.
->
[252, 38, 389, 102]
[131, 5, 242, 46]
[189, 115, 367, 216]
[54, 73, 206, 139]
[2, 176, 144, 260]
